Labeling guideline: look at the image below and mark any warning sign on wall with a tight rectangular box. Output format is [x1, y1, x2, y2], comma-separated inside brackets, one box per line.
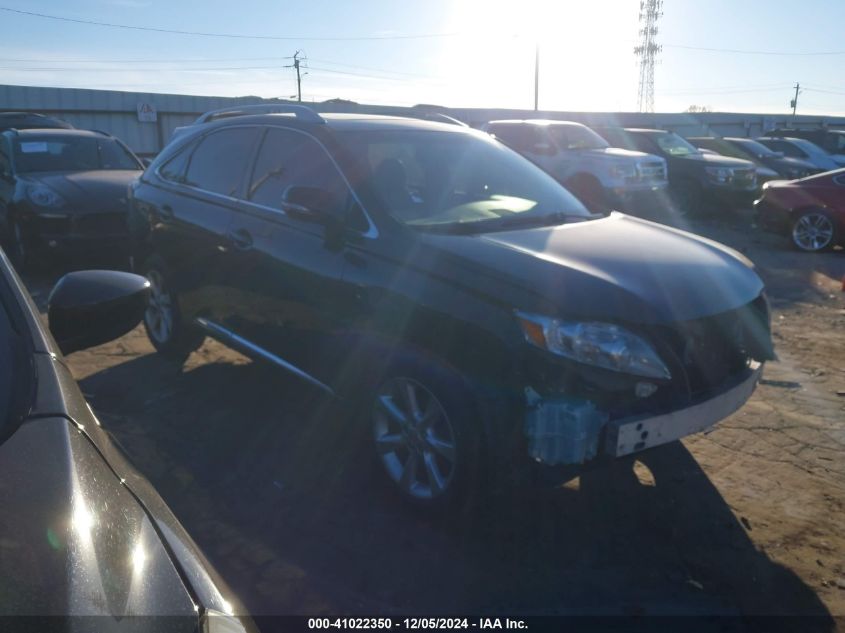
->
[137, 102, 157, 122]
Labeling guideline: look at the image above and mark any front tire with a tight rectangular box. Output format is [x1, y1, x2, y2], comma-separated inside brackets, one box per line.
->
[141, 255, 205, 360]
[368, 357, 481, 509]
[790, 209, 837, 252]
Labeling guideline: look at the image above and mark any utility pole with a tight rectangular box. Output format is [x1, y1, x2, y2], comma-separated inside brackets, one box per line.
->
[294, 50, 303, 103]
[791, 82, 800, 118]
[534, 43, 539, 111]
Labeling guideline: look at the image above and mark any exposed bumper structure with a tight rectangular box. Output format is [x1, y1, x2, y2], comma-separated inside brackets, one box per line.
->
[604, 362, 763, 457]
[524, 362, 763, 466]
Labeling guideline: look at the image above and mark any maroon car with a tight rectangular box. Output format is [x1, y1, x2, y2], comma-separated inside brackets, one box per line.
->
[755, 168, 845, 252]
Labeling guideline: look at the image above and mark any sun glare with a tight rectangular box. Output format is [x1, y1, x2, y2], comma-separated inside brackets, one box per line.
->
[440, 0, 640, 110]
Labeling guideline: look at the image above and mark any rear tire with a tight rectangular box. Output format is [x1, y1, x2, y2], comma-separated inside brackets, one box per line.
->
[790, 209, 837, 252]
[141, 254, 205, 361]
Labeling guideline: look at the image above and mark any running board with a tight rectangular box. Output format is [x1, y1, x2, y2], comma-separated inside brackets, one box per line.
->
[194, 317, 336, 397]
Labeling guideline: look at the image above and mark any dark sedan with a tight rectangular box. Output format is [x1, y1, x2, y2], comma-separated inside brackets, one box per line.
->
[0, 128, 143, 271]
[0, 247, 254, 629]
[688, 136, 820, 182]
[755, 168, 845, 252]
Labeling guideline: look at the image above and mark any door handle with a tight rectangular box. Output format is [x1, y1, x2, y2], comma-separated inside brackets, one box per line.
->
[227, 228, 253, 251]
[159, 204, 175, 222]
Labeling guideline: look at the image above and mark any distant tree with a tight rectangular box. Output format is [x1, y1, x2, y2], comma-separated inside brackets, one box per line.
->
[685, 105, 713, 113]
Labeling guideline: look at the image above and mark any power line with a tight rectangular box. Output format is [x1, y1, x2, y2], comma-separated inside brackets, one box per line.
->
[0, 65, 292, 72]
[658, 85, 792, 96]
[664, 43, 845, 56]
[0, 6, 459, 41]
[306, 58, 434, 79]
[804, 87, 845, 96]
[0, 55, 294, 63]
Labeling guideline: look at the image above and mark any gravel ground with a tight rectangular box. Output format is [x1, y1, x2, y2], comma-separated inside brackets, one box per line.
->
[23, 212, 845, 627]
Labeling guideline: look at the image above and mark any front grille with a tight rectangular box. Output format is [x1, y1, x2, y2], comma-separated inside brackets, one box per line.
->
[74, 212, 128, 236]
[639, 161, 666, 182]
[36, 215, 72, 235]
[656, 296, 772, 397]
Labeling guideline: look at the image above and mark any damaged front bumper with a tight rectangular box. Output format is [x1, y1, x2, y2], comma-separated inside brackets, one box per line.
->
[524, 362, 763, 466]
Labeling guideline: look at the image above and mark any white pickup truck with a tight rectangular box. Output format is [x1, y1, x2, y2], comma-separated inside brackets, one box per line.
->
[483, 119, 668, 211]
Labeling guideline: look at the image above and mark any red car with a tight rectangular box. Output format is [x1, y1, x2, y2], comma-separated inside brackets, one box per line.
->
[755, 168, 845, 252]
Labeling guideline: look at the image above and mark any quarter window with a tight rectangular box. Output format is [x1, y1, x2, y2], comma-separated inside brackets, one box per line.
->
[184, 127, 260, 197]
[248, 128, 349, 217]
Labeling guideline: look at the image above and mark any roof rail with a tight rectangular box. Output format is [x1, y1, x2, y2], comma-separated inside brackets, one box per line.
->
[194, 104, 325, 125]
[414, 112, 468, 127]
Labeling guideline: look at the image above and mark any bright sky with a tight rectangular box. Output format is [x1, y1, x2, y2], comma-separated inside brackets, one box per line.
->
[0, 0, 842, 115]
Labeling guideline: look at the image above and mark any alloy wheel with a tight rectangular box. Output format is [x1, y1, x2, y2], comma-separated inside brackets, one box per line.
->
[372, 377, 457, 500]
[144, 269, 174, 344]
[792, 212, 834, 252]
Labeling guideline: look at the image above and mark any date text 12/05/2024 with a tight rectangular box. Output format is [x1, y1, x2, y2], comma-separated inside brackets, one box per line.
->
[306, 618, 527, 630]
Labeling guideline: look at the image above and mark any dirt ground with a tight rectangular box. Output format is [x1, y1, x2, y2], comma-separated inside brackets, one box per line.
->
[24, 211, 845, 627]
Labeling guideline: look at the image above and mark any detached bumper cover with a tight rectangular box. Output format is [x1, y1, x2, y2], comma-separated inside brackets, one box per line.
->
[604, 362, 763, 458]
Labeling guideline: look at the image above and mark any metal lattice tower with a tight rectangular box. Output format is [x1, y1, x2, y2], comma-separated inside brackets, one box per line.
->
[634, 0, 663, 113]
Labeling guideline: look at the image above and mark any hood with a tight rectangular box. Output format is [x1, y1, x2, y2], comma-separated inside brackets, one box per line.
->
[586, 147, 661, 162]
[770, 155, 818, 172]
[422, 213, 764, 324]
[678, 152, 757, 169]
[22, 170, 139, 212]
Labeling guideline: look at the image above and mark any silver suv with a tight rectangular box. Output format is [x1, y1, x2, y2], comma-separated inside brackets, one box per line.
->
[483, 120, 668, 210]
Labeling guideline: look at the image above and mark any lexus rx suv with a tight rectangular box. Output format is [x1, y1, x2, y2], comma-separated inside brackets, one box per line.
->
[129, 108, 774, 508]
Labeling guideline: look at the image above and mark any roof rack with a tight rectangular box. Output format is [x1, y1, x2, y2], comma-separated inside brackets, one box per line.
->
[194, 104, 325, 125]
[414, 112, 468, 127]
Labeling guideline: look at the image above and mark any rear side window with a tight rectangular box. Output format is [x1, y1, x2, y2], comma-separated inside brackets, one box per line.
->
[247, 128, 349, 215]
[184, 127, 260, 197]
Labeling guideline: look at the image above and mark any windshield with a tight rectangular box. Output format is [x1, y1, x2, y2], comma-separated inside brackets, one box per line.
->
[654, 132, 699, 156]
[337, 129, 590, 231]
[729, 138, 780, 158]
[12, 135, 141, 173]
[547, 125, 609, 151]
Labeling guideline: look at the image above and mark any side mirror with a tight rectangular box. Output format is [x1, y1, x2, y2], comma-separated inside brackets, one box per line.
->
[48, 270, 150, 355]
[281, 185, 339, 223]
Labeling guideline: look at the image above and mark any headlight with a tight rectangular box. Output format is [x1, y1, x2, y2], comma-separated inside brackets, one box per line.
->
[517, 312, 671, 379]
[705, 166, 733, 184]
[26, 183, 65, 208]
[610, 163, 637, 179]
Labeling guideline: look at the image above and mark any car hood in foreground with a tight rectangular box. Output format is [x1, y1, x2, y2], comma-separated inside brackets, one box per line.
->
[422, 213, 764, 324]
[20, 170, 140, 212]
